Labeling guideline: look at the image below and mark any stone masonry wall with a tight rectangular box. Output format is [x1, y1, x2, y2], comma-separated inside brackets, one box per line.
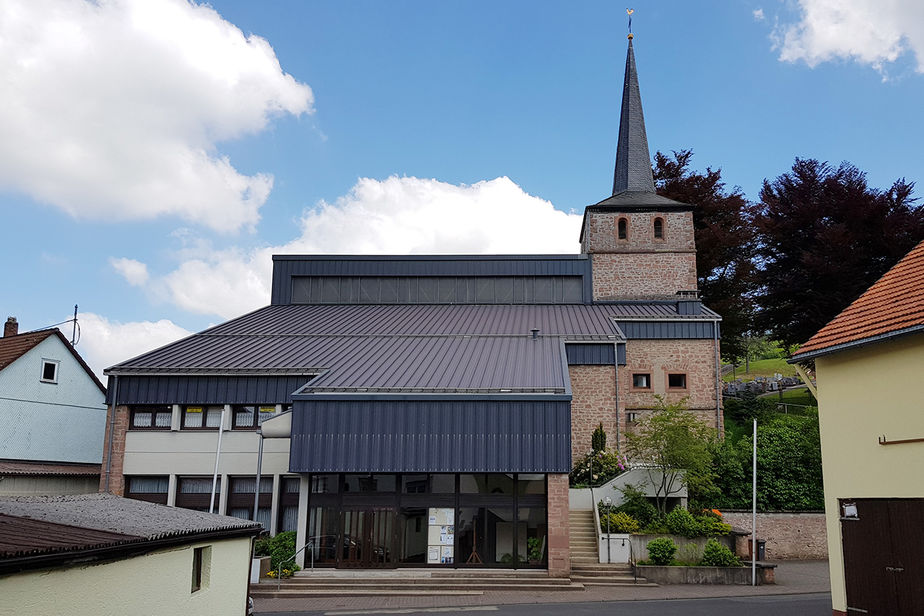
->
[582, 210, 695, 254]
[98, 404, 128, 496]
[620, 339, 721, 434]
[591, 252, 698, 300]
[723, 512, 828, 560]
[546, 473, 571, 577]
[569, 365, 619, 460]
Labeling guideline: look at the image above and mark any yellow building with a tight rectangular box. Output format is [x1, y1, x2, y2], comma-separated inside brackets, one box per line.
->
[789, 239, 924, 616]
[0, 494, 261, 616]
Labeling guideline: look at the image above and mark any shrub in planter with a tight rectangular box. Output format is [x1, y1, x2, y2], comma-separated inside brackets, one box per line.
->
[665, 506, 701, 538]
[700, 538, 740, 567]
[616, 483, 658, 528]
[646, 537, 678, 566]
[600, 511, 641, 534]
[258, 531, 302, 572]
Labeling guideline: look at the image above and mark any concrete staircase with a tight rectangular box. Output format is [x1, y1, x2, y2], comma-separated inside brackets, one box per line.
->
[250, 569, 585, 598]
[568, 509, 655, 587]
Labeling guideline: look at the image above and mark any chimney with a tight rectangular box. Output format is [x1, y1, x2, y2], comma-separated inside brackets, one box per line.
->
[4, 316, 18, 337]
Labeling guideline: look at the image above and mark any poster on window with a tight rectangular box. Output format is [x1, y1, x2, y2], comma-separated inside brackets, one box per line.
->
[427, 508, 455, 564]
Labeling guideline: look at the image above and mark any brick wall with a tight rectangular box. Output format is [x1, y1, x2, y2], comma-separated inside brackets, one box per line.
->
[546, 473, 571, 577]
[621, 339, 721, 432]
[569, 365, 619, 460]
[98, 405, 128, 496]
[581, 210, 695, 254]
[723, 511, 828, 560]
[591, 253, 698, 300]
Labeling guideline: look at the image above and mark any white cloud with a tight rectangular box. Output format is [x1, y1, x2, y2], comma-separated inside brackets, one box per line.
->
[753, 8, 765, 21]
[149, 176, 583, 320]
[773, 0, 924, 74]
[75, 312, 192, 380]
[110, 257, 149, 286]
[0, 0, 313, 232]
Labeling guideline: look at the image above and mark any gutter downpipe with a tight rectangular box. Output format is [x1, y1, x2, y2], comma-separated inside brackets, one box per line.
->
[103, 375, 119, 492]
[209, 407, 227, 514]
[713, 322, 721, 430]
[252, 430, 264, 524]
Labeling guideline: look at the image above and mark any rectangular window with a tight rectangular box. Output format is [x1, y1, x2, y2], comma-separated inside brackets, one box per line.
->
[130, 405, 172, 430]
[176, 476, 220, 512]
[667, 373, 688, 389]
[191, 546, 210, 592]
[278, 476, 300, 533]
[126, 475, 169, 504]
[232, 405, 278, 430]
[227, 476, 273, 528]
[182, 406, 223, 430]
[632, 373, 651, 390]
[40, 359, 59, 383]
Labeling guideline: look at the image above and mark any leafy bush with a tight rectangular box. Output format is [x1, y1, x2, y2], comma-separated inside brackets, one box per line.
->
[600, 511, 640, 534]
[615, 484, 658, 528]
[665, 506, 700, 538]
[700, 538, 740, 567]
[646, 537, 677, 566]
[696, 512, 732, 536]
[258, 531, 301, 571]
[569, 449, 627, 486]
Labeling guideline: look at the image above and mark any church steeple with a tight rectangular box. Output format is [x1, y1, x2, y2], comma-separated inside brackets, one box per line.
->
[612, 37, 655, 195]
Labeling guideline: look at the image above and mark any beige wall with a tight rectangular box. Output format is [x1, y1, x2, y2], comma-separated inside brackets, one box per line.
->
[0, 536, 253, 616]
[815, 334, 924, 613]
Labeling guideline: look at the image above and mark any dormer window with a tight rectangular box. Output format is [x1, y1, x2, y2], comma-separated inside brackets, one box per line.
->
[653, 217, 664, 240]
[41, 359, 59, 384]
[617, 217, 628, 240]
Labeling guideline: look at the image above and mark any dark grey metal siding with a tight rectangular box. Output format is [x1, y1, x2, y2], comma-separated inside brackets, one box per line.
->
[271, 255, 592, 305]
[676, 300, 702, 315]
[289, 399, 571, 473]
[109, 375, 312, 405]
[617, 344, 626, 365]
[565, 344, 616, 365]
[291, 275, 585, 305]
[616, 321, 718, 339]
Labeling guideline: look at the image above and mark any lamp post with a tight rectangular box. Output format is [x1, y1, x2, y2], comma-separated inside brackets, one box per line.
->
[588, 450, 594, 485]
[604, 496, 612, 564]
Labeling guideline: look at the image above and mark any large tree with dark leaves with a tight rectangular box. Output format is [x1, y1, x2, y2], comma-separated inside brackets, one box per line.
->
[654, 150, 757, 361]
[753, 159, 924, 350]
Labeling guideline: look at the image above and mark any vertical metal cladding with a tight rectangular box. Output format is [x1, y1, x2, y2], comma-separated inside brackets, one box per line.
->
[565, 343, 617, 365]
[289, 398, 572, 473]
[108, 375, 314, 405]
[615, 320, 717, 339]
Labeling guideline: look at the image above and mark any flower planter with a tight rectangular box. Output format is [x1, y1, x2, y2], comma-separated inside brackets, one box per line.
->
[636, 563, 776, 585]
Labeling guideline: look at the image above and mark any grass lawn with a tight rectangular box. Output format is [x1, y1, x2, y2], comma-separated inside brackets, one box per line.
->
[723, 358, 797, 382]
[771, 387, 817, 406]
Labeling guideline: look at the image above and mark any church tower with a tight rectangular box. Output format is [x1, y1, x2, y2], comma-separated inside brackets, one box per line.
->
[580, 35, 698, 301]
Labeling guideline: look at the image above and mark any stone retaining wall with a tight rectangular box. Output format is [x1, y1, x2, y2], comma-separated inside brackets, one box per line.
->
[637, 563, 776, 585]
[722, 511, 827, 560]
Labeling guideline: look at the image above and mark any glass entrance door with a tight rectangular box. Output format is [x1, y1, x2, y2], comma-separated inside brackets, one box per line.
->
[341, 508, 396, 568]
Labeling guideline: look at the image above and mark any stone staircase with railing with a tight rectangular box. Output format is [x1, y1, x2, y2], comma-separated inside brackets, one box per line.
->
[250, 568, 584, 598]
[568, 509, 655, 587]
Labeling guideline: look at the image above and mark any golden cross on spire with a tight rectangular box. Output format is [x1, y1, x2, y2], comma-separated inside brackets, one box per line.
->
[627, 8, 634, 39]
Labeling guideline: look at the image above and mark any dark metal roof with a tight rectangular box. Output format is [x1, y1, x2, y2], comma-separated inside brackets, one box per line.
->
[106, 303, 718, 394]
[612, 38, 655, 195]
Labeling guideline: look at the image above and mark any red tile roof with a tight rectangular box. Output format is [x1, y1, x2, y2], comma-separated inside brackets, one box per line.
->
[792, 239, 924, 360]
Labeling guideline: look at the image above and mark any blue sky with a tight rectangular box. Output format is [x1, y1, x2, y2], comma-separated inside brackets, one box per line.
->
[2, 0, 923, 377]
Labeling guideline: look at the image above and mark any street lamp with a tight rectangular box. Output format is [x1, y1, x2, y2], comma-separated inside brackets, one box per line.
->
[604, 496, 612, 563]
[588, 450, 594, 485]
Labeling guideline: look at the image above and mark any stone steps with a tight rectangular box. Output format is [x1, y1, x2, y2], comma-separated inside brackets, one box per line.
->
[250, 575, 586, 598]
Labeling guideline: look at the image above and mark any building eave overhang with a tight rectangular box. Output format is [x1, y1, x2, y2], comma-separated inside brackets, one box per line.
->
[787, 324, 924, 363]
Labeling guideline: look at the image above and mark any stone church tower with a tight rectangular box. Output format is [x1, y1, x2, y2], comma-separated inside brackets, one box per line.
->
[580, 37, 698, 302]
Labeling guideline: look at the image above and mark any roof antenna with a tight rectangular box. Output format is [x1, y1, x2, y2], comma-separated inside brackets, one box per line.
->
[71, 304, 78, 345]
[627, 8, 634, 39]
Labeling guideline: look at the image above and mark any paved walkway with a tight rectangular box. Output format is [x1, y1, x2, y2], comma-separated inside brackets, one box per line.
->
[253, 560, 831, 613]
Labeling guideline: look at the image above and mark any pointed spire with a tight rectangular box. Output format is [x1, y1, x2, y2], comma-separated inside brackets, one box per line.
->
[612, 37, 656, 195]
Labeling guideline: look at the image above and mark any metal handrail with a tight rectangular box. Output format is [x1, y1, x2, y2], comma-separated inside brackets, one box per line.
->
[275, 541, 313, 591]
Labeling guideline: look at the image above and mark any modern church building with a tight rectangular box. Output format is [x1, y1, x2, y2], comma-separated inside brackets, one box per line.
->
[100, 37, 721, 577]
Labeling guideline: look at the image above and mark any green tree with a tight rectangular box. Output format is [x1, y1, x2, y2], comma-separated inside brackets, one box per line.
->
[623, 396, 717, 515]
[654, 150, 757, 362]
[753, 159, 924, 350]
[591, 422, 607, 453]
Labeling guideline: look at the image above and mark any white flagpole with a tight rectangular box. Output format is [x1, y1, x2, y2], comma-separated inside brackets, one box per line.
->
[210, 407, 226, 514]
